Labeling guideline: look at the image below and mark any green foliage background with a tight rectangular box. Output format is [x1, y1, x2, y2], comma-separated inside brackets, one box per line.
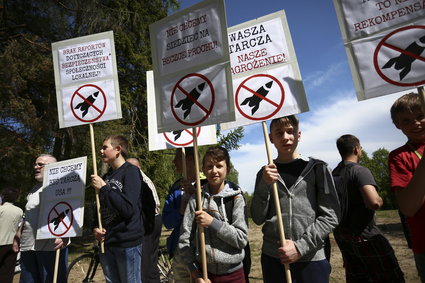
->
[0, 0, 244, 213]
[359, 148, 397, 210]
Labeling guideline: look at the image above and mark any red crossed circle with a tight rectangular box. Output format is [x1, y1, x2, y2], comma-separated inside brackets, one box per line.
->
[171, 73, 214, 126]
[163, 127, 202, 146]
[47, 201, 74, 237]
[236, 74, 285, 121]
[70, 84, 107, 122]
[374, 25, 425, 87]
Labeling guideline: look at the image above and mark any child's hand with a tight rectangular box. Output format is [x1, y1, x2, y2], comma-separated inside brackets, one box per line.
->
[54, 237, 69, 250]
[93, 227, 106, 242]
[278, 240, 301, 264]
[91, 175, 106, 191]
[262, 163, 278, 185]
[195, 210, 213, 227]
[191, 270, 211, 283]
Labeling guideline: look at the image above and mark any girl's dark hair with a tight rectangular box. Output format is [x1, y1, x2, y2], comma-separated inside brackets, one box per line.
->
[202, 146, 230, 173]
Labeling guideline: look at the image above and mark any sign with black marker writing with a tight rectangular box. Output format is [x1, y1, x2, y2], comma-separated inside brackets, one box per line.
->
[222, 10, 309, 130]
[52, 31, 122, 128]
[149, 0, 235, 132]
[36, 157, 87, 239]
[333, 0, 425, 100]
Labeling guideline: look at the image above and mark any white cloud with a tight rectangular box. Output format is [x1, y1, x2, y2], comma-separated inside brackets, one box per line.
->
[304, 62, 345, 89]
[230, 91, 409, 194]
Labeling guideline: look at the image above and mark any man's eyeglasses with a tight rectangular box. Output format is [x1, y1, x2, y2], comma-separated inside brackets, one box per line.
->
[34, 162, 47, 168]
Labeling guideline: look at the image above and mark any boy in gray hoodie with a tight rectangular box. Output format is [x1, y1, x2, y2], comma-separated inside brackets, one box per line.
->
[178, 146, 248, 283]
[251, 115, 340, 283]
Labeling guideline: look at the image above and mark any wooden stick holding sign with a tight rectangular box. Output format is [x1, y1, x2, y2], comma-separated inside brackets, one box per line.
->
[90, 123, 104, 253]
[418, 86, 425, 114]
[192, 127, 208, 281]
[53, 248, 60, 283]
[182, 147, 187, 180]
[262, 121, 292, 283]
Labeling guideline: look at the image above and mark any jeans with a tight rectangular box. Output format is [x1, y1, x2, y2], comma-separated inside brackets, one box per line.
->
[261, 253, 330, 283]
[20, 249, 68, 283]
[99, 245, 142, 283]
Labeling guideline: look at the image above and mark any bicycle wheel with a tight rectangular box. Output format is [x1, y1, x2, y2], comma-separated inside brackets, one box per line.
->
[157, 247, 173, 283]
[67, 253, 103, 283]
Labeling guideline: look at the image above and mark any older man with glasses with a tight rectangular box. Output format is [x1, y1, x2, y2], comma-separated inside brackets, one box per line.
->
[13, 154, 70, 283]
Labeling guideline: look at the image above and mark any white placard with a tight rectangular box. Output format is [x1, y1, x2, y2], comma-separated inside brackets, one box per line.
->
[147, 71, 217, 150]
[333, 0, 425, 100]
[221, 10, 309, 130]
[52, 31, 122, 128]
[149, 0, 235, 133]
[37, 157, 87, 239]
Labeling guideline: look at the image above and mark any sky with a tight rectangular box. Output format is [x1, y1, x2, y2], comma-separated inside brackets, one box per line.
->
[175, 0, 412, 194]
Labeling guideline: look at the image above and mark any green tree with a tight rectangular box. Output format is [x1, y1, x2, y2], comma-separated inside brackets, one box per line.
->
[360, 148, 397, 210]
[0, 0, 180, 203]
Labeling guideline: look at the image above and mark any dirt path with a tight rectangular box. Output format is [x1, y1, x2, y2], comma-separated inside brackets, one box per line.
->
[247, 212, 420, 282]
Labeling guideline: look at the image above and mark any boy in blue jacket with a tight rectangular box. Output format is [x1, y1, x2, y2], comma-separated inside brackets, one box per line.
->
[251, 115, 340, 283]
[162, 147, 198, 282]
[91, 135, 144, 283]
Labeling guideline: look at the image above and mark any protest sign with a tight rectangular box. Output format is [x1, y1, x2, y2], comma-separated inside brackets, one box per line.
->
[149, 0, 235, 133]
[146, 71, 217, 150]
[52, 31, 122, 127]
[221, 10, 309, 130]
[333, 0, 425, 100]
[37, 157, 87, 239]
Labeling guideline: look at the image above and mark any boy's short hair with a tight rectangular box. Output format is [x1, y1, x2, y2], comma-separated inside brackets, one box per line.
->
[1, 187, 20, 203]
[336, 134, 360, 158]
[270, 115, 299, 132]
[202, 146, 230, 173]
[390, 92, 422, 127]
[105, 135, 129, 158]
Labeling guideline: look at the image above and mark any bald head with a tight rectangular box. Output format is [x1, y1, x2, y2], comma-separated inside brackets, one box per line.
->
[127, 158, 141, 169]
[34, 154, 57, 183]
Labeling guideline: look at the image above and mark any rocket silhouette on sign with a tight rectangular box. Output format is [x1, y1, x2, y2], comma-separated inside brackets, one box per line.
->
[241, 81, 273, 115]
[175, 83, 206, 119]
[172, 130, 183, 141]
[75, 91, 99, 117]
[382, 34, 425, 80]
[50, 209, 70, 231]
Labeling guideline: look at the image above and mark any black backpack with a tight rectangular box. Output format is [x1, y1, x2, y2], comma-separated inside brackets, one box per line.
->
[124, 165, 157, 236]
[332, 162, 356, 226]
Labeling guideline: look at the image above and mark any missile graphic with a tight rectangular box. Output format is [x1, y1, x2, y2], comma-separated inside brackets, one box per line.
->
[172, 130, 183, 141]
[382, 34, 425, 80]
[175, 82, 206, 119]
[75, 91, 99, 117]
[241, 81, 273, 115]
[50, 209, 70, 231]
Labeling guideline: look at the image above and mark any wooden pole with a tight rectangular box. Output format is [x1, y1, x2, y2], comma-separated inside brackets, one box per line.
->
[192, 127, 208, 281]
[182, 147, 187, 179]
[53, 248, 60, 283]
[418, 86, 425, 114]
[262, 121, 292, 283]
[89, 123, 104, 253]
